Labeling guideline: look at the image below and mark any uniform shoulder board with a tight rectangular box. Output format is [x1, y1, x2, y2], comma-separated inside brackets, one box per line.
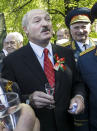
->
[71, 41, 76, 50]
[80, 46, 96, 56]
[61, 41, 71, 47]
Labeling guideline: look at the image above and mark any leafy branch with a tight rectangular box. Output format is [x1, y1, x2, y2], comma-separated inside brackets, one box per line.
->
[47, 9, 65, 17]
[10, 0, 32, 13]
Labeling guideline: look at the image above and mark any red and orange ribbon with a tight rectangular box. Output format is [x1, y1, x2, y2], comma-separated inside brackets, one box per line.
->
[54, 53, 66, 71]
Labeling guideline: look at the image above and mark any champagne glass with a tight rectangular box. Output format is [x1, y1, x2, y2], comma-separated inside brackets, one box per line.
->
[0, 92, 21, 131]
[45, 83, 55, 109]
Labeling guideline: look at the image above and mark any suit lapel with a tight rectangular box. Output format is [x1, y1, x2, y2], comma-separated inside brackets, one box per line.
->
[52, 45, 63, 98]
[52, 44, 72, 102]
[22, 43, 48, 85]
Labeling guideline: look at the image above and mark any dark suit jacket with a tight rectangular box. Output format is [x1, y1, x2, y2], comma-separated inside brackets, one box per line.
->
[2, 43, 86, 131]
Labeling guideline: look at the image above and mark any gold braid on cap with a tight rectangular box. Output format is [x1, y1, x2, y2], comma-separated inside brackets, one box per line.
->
[70, 15, 91, 25]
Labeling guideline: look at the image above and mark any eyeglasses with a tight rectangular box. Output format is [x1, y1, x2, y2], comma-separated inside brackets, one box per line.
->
[4, 41, 16, 46]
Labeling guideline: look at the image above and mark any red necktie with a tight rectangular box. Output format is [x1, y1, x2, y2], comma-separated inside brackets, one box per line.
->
[44, 48, 55, 88]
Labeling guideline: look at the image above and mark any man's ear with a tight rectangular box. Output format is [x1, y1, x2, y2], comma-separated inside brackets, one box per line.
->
[19, 42, 23, 48]
[23, 26, 28, 34]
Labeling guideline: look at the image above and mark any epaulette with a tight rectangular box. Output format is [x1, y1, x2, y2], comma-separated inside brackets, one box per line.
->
[80, 46, 96, 56]
[61, 41, 71, 47]
[71, 41, 76, 50]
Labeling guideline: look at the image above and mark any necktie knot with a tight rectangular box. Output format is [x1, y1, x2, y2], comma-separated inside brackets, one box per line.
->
[43, 48, 49, 55]
[83, 44, 87, 50]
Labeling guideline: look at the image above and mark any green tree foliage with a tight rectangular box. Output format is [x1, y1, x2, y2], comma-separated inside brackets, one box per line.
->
[0, 0, 97, 45]
[0, 13, 6, 50]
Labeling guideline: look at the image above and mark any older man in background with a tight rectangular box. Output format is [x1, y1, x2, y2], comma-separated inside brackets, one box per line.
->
[2, 32, 23, 56]
[0, 32, 23, 72]
[56, 28, 69, 45]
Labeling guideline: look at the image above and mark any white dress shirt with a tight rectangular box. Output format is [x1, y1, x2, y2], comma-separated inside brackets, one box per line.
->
[29, 41, 54, 70]
[2, 49, 8, 56]
[77, 39, 90, 51]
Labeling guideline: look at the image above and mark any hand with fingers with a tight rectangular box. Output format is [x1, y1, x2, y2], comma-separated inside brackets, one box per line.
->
[29, 91, 55, 108]
[68, 95, 85, 114]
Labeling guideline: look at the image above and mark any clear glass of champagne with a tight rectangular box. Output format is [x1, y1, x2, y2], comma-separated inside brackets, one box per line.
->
[0, 92, 21, 131]
[45, 83, 55, 109]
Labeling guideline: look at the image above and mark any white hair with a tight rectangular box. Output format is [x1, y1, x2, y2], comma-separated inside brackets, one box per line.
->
[13, 32, 23, 42]
[6, 32, 23, 42]
[22, 13, 28, 28]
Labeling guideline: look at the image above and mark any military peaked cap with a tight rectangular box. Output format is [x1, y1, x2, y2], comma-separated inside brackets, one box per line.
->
[65, 7, 93, 28]
[91, 2, 97, 19]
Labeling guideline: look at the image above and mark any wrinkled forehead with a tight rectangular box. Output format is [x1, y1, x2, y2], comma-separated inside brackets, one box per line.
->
[27, 9, 50, 19]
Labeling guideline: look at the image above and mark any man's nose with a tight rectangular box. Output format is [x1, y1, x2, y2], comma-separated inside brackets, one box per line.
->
[79, 28, 84, 33]
[41, 19, 48, 26]
[8, 43, 12, 47]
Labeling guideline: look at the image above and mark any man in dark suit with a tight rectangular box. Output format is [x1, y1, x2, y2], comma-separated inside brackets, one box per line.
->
[2, 9, 86, 131]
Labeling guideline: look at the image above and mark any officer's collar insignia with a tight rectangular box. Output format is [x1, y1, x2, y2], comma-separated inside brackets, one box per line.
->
[80, 46, 96, 56]
[71, 41, 76, 50]
[61, 41, 71, 47]
[79, 38, 97, 56]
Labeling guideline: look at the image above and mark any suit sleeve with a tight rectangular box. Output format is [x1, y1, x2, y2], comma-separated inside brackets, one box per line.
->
[1, 57, 16, 82]
[70, 49, 86, 99]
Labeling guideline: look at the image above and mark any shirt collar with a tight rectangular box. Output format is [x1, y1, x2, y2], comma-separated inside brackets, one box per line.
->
[77, 38, 90, 47]
[2, 49, 8, 56]
[29, 41, 53, 58]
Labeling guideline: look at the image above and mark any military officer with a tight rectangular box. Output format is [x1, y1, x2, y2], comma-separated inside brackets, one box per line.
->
[62, 7, 97, 131]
